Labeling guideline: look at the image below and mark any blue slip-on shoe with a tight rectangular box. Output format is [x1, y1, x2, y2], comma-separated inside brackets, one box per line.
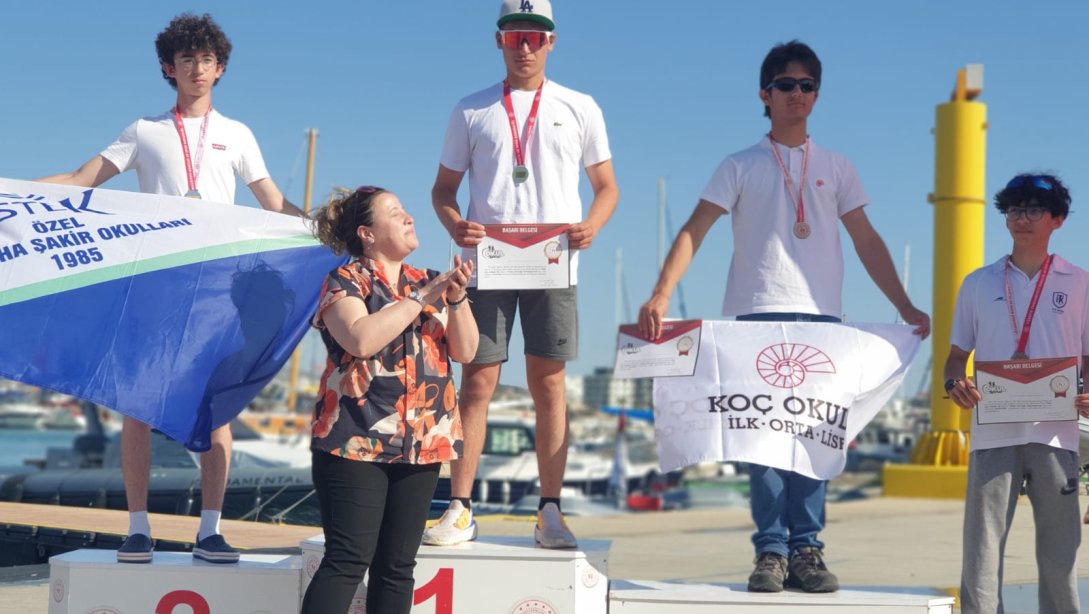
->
[116, 533, 153, 564]
[192, 534, 240, 564]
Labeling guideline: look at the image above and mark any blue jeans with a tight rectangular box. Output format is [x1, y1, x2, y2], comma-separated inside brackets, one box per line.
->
[736, 312, 841, 557]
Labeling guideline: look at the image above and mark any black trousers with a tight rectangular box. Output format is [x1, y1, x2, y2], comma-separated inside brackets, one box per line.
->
[300, 452, 440, 614]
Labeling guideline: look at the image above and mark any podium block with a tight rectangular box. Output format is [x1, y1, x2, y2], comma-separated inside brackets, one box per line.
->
[609, 580, 955, 613]
[300, 534, 610, 614]
[48, 550, 302, 614]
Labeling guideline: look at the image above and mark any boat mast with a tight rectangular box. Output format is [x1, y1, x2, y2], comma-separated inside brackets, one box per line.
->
[286, 128, 318, 414]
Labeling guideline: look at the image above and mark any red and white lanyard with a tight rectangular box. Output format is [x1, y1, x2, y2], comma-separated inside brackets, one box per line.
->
[173, 105, 212, 194]
[767, 133, 810, 228]
[502, 80, 544, 171]
[1004, 254, 1053, 358]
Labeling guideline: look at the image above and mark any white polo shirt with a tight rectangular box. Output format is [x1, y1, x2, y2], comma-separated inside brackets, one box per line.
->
[439, 80, 612, 285]
[101, 109, 271, 206]
[700, 137, 867, 317]
[951, 254, 1089, 452]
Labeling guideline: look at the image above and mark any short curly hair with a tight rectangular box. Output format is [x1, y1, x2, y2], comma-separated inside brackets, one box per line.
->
[994, 173, 1071, 220]
[155, 13, 232, 90]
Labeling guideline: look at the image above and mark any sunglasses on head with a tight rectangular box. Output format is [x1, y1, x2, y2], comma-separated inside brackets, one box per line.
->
[355, 185, 381, 195]
[1006, 175, 1054, 191]
[499, 30, 553, 52]
[765, 78, 819, 94]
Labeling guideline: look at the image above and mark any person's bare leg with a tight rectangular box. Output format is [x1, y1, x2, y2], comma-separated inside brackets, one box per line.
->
[448, 362, 502, 497]
[121, 417, 151, 514]
[526, 356, 568, 498]
[199, 423, 232, 512]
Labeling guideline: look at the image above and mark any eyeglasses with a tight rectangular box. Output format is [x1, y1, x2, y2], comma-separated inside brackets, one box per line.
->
[499, 30, 553, 52]
[174, 56, 218, 72]
[1004, 207, 1047, 222]
[1006, 175, 1054, 191]
[765, 78, 819, 94]
[356, 185, 381, 195]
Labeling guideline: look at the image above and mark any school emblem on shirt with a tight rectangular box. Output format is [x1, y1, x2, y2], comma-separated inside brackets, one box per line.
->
[1052, 291, 1068, 310]
[756, 343, 836, 388]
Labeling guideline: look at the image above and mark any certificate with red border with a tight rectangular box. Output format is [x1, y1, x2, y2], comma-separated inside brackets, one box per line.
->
[476, 224, 570, 290]
[613, 320, 702, 378]
[974, 356, 1078, 424]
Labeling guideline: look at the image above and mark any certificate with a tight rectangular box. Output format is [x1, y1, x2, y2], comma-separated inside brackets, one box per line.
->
[974, 356, 1078, 424]
[476, 223, 570, 290]
[613, 320, 702, 379]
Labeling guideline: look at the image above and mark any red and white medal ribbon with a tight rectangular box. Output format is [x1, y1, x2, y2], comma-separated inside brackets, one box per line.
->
[1004, 254, 1053, 359]
[173, 105, 212, 197]
[768, 133, 811, 239]
[502, 80, 544, 184]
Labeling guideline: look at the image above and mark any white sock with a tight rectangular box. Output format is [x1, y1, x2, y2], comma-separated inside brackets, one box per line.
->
[198, 510, 222, 541]
[128, 511, 151, 537]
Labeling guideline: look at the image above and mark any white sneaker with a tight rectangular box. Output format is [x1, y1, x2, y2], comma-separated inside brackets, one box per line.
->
[422, 500, 477, 546]
[534, 502, 577, 549]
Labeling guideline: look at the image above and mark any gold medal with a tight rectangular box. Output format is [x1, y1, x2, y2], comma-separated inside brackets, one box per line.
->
[793, 221, 811, 239]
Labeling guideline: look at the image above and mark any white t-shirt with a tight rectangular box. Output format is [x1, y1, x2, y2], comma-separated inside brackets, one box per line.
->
[100, 109, 270, 205]
[700, 137, 867, 317]
[951, 254, 1089, 452]
[439, 80, 612, 285]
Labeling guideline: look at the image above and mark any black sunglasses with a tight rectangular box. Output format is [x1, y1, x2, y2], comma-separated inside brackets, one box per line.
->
[765, 78, 819, 94]
[1006, 175, 1053, 191]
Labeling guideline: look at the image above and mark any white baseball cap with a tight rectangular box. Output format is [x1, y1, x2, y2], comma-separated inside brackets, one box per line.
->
[497, 0, 555, 31]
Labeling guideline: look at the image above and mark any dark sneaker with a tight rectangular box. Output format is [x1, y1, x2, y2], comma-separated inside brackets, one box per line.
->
[192, 534, 240, 564]
[747, 551, 788, 592]
[785, 546, 839, 592]
[117, 533, 153, 564]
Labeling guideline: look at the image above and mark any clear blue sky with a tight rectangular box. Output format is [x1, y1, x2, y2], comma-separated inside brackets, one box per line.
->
[4, 2, 1088, 395]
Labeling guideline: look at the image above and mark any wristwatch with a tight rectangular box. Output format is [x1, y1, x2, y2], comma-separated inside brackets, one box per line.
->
[944, 378, 961, 393]
[407, 288, 427, 308]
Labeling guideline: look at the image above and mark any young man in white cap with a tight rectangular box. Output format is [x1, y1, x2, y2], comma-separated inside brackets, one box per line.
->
[638, 40, 929, 592]
[39, 12, 302, 565]
[428, 0, 618, 549]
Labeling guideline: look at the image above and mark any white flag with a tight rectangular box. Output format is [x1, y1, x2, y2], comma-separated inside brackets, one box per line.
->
[652, 321, 920, 480]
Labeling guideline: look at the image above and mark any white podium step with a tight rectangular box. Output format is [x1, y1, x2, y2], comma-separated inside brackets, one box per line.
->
[609, 580, 955, 613]
[48, 550, 302, 614]
[301, 534, 610, 614]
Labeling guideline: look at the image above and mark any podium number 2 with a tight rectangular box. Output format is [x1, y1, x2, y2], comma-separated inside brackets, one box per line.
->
[156, 590, 210, 614]
[413, 567, 453, 614]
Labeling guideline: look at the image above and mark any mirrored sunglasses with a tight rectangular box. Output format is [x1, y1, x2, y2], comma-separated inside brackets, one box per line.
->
[499, 30, 553, 52]
[765, 78, 819, 94]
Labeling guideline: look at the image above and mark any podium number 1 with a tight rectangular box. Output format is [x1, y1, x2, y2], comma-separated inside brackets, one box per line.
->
[413, 567, 453, 613]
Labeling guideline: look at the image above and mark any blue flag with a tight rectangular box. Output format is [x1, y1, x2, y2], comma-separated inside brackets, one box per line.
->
[0, 178, 346, 451]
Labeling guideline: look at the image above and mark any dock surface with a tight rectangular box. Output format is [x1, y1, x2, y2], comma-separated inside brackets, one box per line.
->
[4, 492, 1089, 612]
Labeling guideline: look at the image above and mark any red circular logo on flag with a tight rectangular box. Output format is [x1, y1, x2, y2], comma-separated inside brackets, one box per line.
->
[756, 343, 836, 388]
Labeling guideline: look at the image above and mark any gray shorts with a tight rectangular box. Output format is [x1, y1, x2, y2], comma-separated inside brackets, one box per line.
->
[467, 286, 578, 363]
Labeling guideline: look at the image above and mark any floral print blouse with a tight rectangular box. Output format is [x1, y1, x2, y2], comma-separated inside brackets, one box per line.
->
[310, 257, 463, 464]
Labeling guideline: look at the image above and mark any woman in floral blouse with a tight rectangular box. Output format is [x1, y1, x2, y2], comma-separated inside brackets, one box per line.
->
[300, 186, 478, 614]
